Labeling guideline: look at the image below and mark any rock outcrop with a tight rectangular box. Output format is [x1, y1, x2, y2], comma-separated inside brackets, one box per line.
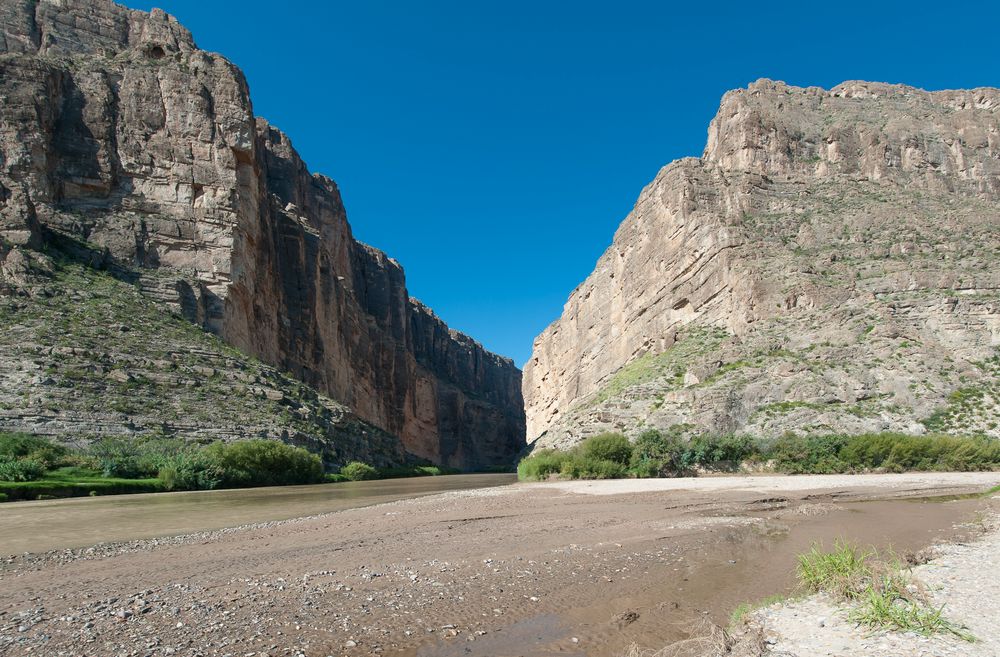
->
[525, 80, 1000, 449]
[0, 0, 524, 468]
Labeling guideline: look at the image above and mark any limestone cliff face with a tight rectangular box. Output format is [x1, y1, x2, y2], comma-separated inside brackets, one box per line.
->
[526, 80, 1000, 447]
[0, 0, 524, 468]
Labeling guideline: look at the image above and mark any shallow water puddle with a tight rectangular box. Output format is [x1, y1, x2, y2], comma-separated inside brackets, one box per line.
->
[415, 613, 582, 657]
[408, 495, 989, 657]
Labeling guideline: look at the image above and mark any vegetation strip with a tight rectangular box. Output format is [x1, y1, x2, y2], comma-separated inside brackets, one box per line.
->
[519, 430, 1000, 481]
[0, 432, 458, 501]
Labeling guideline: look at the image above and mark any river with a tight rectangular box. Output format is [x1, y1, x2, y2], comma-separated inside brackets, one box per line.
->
[0, 473, 518, 554]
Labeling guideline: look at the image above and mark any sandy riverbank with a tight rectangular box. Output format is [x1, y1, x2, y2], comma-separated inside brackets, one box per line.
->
[752, 503, 1000, 657]
[2, 472, 998, 657]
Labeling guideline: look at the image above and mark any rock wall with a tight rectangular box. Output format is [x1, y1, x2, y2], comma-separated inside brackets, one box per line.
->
[0, 0, 524, 468]
[525, 79, 1000, 446]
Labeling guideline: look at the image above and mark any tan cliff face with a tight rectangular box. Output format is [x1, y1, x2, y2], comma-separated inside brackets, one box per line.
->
[525, 79, 1000, 447]
[0, 0, 524, 468]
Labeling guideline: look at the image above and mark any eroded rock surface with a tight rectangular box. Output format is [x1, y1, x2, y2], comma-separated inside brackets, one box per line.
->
[525, 79, 1000, 449]
[0, 0, 524, 468]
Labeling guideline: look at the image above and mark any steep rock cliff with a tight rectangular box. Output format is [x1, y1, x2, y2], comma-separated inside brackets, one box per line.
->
[0, 0, 524, 468]
[525, 80, 1000, 448]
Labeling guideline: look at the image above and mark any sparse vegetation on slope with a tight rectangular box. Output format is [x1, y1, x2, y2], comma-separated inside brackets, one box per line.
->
[0, 245, 407, 469]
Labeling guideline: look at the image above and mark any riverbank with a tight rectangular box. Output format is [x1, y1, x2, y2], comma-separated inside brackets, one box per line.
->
[749, 501, 1000, 657]
[1, 473, 998, 657]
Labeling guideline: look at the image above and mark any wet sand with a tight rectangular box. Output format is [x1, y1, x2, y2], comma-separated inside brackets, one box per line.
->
[1, 472, 998, 657]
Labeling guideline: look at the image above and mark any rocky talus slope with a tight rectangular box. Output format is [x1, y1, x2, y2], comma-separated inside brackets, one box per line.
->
[525, 80, 1000, 449]
[0, 0, 524, 468]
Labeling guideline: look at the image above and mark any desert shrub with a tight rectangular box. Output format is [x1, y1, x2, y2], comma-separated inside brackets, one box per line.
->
[559, 455, 627, 479]
[157, 450, 224, 491]
[341, 461, 378, 481]
[0, 433, 59, 459]
[0, 433, 69, 469]
[517, 449, 573, 480]
[765, 434, 849, 473]
[629, 428, 687, 476]
[784, 433, 1000, 474]
[687, 434, 759, 465]
[580, 433, 632, 464]
[204, 440, 323, 487]
[88, 436, 154, 479]
[0, 458, 47, 482]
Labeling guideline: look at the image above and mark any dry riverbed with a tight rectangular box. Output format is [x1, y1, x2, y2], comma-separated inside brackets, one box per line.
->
[1, 472, 998, 657]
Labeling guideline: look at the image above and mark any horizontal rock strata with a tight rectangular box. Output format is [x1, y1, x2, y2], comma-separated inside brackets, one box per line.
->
[525, 79, 1000, 448]
[0, 0, 524, 468]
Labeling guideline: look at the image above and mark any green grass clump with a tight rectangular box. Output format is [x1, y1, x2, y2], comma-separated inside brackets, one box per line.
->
[797, 540, 872, 597]
[796, 541, 973, 640]
[340, 461, 378, 481]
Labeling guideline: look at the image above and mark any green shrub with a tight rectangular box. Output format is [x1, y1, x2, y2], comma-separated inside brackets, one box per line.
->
[765, 434, 849, 473]
[341, 461, 378, 481]
[0, 492, 8, 502]
[580, 433, 632, 464]
[630, 429, 686, 476]
[0, 433, 66, 462]
[205, 440, 323, 487]
[559, 455, 627, 479]
[157, 450, 224, 491]
[687, 434, 758, 465]
[517, 449, 573, 480]
[88, 436, 154, 478]
[0, 458, 47, 482]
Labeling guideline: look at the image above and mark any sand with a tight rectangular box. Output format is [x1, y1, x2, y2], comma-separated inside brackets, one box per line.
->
[2, 472, 998, 657]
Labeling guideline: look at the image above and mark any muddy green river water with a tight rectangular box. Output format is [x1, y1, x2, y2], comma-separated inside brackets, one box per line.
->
[0, 473, 517, 554]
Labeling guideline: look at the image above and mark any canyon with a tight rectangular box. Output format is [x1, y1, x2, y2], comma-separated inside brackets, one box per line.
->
[0, 0, 524, 469]
[525, 79, 1000, 449]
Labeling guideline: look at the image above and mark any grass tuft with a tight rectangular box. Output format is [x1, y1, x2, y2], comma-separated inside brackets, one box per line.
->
[796, 541, 973, 640]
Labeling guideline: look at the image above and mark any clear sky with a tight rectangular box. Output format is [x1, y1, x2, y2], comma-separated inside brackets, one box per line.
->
[124, 1, 999, 366]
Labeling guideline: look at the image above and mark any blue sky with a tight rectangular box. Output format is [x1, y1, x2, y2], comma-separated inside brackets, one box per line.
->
[125, 1, 998, 366]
